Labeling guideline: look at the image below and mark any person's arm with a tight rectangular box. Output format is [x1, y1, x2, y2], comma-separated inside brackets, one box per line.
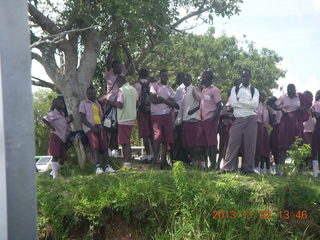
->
[192, 87, 202, 102]
[159, 96, 179, 109]
[67, 114, 73, 124]
[106, 44, 115, 71]
[150, 93, 163, 104]
[109, 100, 124, 109]
[42, 118, 55, 131]
[80, 112, 98, 133]
[188, 104, 200, 115]
[211, 101, 222, 120]
[121, 42, 133, 71]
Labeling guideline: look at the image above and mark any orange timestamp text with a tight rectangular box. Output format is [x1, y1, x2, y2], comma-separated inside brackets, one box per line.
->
[211, 210, 309, 220]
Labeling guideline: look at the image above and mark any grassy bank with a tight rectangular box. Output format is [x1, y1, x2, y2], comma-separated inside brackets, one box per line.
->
[37, 162, 320, 240]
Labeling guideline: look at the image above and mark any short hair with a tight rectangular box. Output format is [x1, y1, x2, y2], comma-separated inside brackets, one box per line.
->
[160, 69, 168, 74]
[316, 90, 320, 101]
[111, 60, 121, 69]
[287, 83, 295, 90]
[241, 69, 251, 78]
[176, 72, 185, 79]
[86, 86, 96, 93]
[266, 96, 277, 107]
[139, 69, 149, 78]
[202, 71, 214, 82]
[185, 74, 192, 81]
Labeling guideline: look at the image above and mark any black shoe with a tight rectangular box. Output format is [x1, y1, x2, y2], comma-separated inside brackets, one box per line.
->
[160, 162, 172, 170]
[241, 170, 256, 175]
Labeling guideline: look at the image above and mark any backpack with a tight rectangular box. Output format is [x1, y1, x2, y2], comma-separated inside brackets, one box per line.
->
[139, 81, 151, 113]
[235, 85, 255, 99]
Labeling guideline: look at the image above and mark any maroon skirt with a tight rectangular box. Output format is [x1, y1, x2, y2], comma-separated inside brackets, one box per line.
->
[303, 132, 313, 145]
[197, 118, 219, 146]
[181, 121, 199, 148]
[312, 120, 320, 157]
[256, 123, 270, 158]
[278, 112, 301, 151]
[48, 133, 67, 160]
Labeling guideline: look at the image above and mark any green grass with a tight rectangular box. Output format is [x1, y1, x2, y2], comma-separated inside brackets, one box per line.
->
[37, 161, 320, 240]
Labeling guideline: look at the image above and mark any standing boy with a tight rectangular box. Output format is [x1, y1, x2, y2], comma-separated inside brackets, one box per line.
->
[79, 87, 116, 174]
[43, 98, 73, 179]
[134, 69, 153, 161]
[150, 69, 179, 169]
[109, 75, 138, 168]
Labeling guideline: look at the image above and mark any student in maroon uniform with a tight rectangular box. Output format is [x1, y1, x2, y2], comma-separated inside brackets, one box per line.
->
[311, 90, 320, 163]
[134, 69, 153, 161]
[272, 84, 312, 165]
[150, 69, 179, 169]
[254, 92, 271, 174]
[80, 87, 115, 174]
[194, 71, 222, 169]
[109, 76, 138, 168]
[175, 74, 201, 164]
[43, 98, 73, 179]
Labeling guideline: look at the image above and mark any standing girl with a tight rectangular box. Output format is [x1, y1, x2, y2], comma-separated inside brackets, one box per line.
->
[43, 98, 73, 179]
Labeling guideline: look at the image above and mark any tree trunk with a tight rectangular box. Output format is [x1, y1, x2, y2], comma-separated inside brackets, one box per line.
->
[62, 86, 95, 168]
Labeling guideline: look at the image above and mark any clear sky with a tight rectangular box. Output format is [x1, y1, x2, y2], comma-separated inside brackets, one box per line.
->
[32, 0, 320, 97]
[185, 0, 320, 97]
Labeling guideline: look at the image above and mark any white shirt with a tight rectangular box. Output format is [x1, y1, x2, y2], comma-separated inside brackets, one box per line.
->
[174, 83, 185, 113]
[230, 84, 259, 118]
[175, 84, 200, 124]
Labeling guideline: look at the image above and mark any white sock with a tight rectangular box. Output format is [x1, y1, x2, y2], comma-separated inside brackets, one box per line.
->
[51, 162, 61, 179]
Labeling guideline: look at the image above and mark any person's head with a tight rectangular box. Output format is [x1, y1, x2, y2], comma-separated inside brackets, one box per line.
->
[86, 87, 97, 101]
[259, 91, 266, 103]
[200, 71, 214, 87]
[112, 60, 122, 75]
[241, 69, 251, 87]
[315, 90, 320, 101]
[139, 69, 149, 79]
[52, 98, 64, 111]
[116, 75, 126, 88]
[176, 72, 185, 85]
[159, 69, 169, 84]
[266, 96, 278, 107]
[184, 74, 192, 87]
[287, 84, 296, 98]
[303, 90, 313, 102]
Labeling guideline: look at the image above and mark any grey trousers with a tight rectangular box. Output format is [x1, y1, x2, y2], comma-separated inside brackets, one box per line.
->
[222, 115, 257, 172]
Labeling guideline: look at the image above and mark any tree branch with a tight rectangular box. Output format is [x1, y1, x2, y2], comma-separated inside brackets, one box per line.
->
[30, 26, 95, 48]
[28, 3, 60, 34]
[171, 2, 217, 29]
[32, 76, 59, 92]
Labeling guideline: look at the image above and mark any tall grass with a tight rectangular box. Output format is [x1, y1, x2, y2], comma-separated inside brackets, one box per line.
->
[37, 162, 320, 239]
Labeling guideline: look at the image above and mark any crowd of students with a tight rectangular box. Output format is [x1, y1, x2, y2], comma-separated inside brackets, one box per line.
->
[42, 59, 320, 178]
